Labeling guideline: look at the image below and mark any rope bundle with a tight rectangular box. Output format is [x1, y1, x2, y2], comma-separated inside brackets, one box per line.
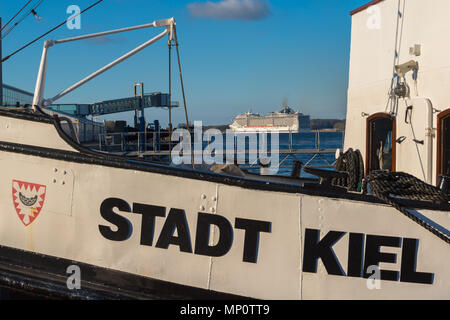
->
[365, 171, 450, 245]
[365, 171, 449, 203]
[331, 149, 449, 245]
[332, 148, 365, 191]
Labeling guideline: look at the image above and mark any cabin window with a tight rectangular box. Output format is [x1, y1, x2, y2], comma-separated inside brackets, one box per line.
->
[437, 109, 450, 178]
[366, 113, 396, 175]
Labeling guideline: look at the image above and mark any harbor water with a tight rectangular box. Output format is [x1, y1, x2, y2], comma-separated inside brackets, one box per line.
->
[200, 130, 345, 178]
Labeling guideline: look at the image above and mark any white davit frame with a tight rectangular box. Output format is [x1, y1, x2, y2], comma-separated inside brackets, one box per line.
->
[32, 18, 176, 109]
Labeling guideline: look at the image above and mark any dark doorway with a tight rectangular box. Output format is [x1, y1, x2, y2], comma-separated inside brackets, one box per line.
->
[366, 113, 396, 175]
[437, 109, 450, 179]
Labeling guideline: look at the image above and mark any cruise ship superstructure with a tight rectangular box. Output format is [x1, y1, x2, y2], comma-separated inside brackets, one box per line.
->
[230, 105, 311, 133]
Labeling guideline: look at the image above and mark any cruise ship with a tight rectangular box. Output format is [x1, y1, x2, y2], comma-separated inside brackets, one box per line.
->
[230, 105, 311, 133]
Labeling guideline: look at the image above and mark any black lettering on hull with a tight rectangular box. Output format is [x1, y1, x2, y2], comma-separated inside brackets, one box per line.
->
[99, 198, 271, 263]
[302, 228, 434, 285]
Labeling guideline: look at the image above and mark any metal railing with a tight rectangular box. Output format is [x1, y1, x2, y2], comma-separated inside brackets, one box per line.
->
[95, 130, 344, 171]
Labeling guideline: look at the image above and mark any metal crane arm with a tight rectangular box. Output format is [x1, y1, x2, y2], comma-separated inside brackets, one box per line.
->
[32, 18, 176, 109]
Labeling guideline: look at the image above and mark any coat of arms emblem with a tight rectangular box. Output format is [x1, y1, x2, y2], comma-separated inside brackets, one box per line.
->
[12, 180, 47, 226]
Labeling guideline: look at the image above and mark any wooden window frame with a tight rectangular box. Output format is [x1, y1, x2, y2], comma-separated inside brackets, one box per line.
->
[436, 109, 450, 181]
[366, 112, 397, 175]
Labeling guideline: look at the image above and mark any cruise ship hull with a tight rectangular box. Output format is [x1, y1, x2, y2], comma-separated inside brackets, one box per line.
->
[229, 125, 305, 133]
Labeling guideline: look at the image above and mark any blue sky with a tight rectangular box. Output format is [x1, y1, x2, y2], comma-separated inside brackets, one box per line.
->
[1, 0, 370, 125]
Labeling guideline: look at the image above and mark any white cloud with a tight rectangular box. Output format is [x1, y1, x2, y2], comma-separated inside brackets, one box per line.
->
[187, 0, 271, 21]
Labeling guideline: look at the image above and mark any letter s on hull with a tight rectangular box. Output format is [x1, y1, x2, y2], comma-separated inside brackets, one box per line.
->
[99, 198, 133, 241]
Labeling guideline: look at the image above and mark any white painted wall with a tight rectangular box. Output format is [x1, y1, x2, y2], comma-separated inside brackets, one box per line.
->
[345, 0, 450, 184]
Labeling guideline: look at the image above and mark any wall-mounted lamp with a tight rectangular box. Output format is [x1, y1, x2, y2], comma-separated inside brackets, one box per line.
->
[361, 112, 369, 117]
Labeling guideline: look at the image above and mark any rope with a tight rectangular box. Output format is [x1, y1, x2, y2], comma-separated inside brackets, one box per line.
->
[168, 38, 173, 161]
[173, 25, 193, 167]
[385, 0, 406, 115]
[173, 26, 190, 130]
[0, 0, 34, 33]
[2, 0, 104, 63]
[1, 0, 44, 40]
[332, 149, 449, 245]
[332, 148, 365, 191]
[364, 171, 450, 245]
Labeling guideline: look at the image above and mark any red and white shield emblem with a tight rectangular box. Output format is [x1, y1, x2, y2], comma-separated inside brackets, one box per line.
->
[12, 180, 46, 226]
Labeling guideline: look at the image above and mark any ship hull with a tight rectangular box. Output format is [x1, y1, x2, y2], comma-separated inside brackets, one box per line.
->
[229, 125, 305, 133]
[0, 111, 448, 299]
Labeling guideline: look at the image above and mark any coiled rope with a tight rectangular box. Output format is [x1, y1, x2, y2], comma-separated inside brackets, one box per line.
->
[332, 148, 365, 191]
[364, 171, 450, 245]
[331, 149, 449, 245]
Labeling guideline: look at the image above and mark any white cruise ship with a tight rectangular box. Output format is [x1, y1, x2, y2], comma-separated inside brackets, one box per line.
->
[230, 105, 311, 133]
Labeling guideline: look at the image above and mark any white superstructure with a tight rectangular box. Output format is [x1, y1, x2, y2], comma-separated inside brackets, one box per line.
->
[230, 105, 311, 133]
[345, 0, 450, 185]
